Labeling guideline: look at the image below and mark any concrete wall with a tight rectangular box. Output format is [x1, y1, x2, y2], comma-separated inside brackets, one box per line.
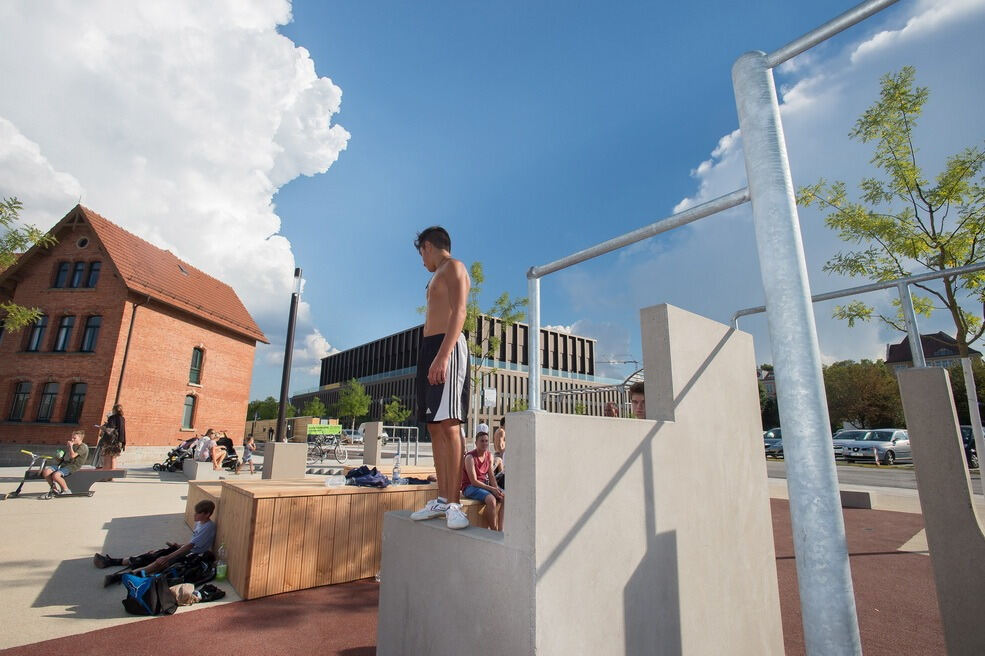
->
[378, 305, 783, 655]
[898, 367, 985, 655]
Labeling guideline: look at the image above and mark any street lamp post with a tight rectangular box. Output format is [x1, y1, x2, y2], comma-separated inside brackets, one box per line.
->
[275, 268, 302, 443]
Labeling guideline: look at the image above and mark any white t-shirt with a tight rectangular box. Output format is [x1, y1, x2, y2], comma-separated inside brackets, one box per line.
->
[194, 438, 214, 461]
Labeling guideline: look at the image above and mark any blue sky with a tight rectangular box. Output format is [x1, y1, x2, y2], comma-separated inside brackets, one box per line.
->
[1, 0, 983, 400]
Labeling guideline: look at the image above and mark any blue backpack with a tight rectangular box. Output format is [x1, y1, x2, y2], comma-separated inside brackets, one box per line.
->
[121, 572, 178, 616]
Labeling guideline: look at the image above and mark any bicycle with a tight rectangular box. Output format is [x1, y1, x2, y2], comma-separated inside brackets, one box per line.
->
[4, 450, 55, 500]
[307, 435, 348, 465]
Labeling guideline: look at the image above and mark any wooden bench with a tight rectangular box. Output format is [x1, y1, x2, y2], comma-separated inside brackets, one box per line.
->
[214, 480, 493, 599]
[343, 464, 437, 480]
[185, 480, 224, 528]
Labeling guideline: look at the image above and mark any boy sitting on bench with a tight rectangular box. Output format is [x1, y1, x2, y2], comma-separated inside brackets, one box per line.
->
[41, 430, 89, 496]
[94, 499, 217, 587]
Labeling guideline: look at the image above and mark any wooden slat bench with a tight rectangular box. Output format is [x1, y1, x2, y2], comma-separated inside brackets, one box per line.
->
[185, 480, 224, 528]
[214, 479, 490, 599]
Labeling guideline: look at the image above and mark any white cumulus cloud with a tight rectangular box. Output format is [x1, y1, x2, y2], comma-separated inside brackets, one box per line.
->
[0, 0, 349, 394]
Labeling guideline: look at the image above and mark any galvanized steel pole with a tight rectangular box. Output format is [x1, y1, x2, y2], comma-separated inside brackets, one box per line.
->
[527, 276, 541, 411]
[733, 52, 861, 655]
[961, 359, 985, 492]
[897, 282, 927, 368]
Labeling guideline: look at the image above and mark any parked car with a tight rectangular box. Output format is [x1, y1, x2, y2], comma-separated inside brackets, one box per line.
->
[959, 426, 981, 469]
[341, 429, 362, 444]
[842, 429, 910, 465]
[764, 428, 782, 458]
[832, 429, 871, 460]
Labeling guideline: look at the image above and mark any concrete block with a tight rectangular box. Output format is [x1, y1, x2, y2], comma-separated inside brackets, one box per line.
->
[183, 458, 221, 480]
[898, 367, 985, 655]
[362, 422, 383, 466]
[378, 305, 783, 656]
[261, 442, 307, 480]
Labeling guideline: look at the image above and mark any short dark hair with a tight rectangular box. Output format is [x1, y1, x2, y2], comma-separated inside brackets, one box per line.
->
[499, 417, 505, 427]
[194, 500, 216, 516]
[629, 381, 645, 397]
[414, 226, 451, 252]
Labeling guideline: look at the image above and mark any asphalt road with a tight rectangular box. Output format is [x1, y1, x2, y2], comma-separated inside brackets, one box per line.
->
[766, 458, 984, 494]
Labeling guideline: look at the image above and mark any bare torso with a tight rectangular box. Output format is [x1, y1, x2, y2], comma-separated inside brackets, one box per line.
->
[424, 258, 470, 337]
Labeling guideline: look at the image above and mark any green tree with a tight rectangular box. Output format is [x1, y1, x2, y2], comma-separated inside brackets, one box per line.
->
[798, 67, 985, 356]
[246, 396, 295, 421]
[1, 197, 57, 330]
[573, 401, 588, 416]
[464, 261, 526, 427]
[509, 398, 529, 412]
[822, 360, 904, 430]
[946, 359, 985, 424]
[334, 379, 371, 429]
[759, 384, 780, 429]
[301, 397, 327, 418]
[382, 395, 412, 425]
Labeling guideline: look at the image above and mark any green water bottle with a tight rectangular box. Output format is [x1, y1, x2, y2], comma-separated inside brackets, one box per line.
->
[215, 543, 228, 581]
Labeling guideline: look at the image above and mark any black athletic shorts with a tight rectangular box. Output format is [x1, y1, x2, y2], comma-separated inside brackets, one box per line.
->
[416, 333, 469, 424]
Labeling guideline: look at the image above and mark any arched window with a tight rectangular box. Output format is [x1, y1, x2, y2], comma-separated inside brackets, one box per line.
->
[189, 347, 204, 384]
[182, 395, 196, 429]
[64, 383, 87, 423]
[25, 315, 48, 352]
[80, 316, 102, 352]
[36, 382, 59, 422]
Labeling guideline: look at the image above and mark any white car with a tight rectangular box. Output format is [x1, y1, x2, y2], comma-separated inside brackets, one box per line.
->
[341, 429, 362, 444]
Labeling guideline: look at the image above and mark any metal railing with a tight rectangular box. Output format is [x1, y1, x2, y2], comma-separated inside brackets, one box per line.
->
[523, 2, 903, 652]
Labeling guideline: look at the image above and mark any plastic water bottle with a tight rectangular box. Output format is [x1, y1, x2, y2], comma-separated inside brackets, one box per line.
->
[215, 543, 228, 581]
[392, 452, 401, 485]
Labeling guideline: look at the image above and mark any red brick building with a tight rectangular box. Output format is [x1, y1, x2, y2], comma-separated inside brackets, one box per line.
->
[0, 205, 267, 449]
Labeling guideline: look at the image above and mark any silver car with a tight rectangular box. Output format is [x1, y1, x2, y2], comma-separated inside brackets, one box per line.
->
[832, 429, 871, 460]
[842, 429, 910, 465]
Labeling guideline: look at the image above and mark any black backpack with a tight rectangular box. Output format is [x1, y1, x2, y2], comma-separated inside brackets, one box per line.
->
[163, 551, 216, 587]
[121, 572, 178, 616]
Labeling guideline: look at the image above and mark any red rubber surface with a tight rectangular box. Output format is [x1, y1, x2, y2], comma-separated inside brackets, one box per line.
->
[1, 500, 944, 656]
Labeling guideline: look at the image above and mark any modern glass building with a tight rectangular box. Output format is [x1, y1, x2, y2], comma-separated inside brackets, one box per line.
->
[291, 315, 626, 434]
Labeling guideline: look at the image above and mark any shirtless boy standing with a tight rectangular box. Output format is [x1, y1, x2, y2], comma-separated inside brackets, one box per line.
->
[410, 226, 471, 529]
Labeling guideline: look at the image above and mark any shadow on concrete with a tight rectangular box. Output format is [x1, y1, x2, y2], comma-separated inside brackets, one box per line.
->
[99, 512, 187, 555]
[30, 557, 114, 619]
[536, 329, 734, 583]
[625, 532, 681, 656]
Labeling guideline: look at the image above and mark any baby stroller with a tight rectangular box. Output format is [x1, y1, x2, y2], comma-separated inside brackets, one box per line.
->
[153, 436, 199, 472]
[215, 435, 239, 472]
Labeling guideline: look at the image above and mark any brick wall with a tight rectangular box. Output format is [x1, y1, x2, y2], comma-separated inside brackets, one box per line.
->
[0, 224, 124, 447]
[111, 300, 256, 446]
[0, 223, 259, 448]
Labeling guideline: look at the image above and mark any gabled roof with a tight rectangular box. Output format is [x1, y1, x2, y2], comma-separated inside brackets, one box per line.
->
[1, 205, 267, 344]
[885, 331, 980, 364]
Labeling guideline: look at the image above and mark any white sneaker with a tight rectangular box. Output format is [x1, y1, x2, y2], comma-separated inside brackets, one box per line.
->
[411, 498, 448, 521]
[446, 503, 469, 530]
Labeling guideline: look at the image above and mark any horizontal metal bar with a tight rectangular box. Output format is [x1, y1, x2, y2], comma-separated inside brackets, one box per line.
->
[731, 260, 985, 327]
[765, 0, 900, 68]
[527, 188, 750, 280]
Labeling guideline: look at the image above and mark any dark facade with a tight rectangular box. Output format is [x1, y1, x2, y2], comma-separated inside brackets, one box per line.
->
[293, 316, 621, 433]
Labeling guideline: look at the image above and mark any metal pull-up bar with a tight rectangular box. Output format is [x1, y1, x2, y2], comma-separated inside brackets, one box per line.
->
[525, 187, 750, 409]
[523, 2, 901, 654]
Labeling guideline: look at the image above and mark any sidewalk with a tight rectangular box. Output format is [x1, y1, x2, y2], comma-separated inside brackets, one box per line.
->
[0, 463, 950, 655]
[0, 465, 252, 650]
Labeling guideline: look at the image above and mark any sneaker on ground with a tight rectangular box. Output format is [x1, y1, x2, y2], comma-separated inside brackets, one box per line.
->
[410, 499, 448, 521]
[93, 553, 109, 569]
[446, 503, 469, 530]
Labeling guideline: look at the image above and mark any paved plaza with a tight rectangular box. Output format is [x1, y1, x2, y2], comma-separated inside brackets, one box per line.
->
[0, 459, 972, 655]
